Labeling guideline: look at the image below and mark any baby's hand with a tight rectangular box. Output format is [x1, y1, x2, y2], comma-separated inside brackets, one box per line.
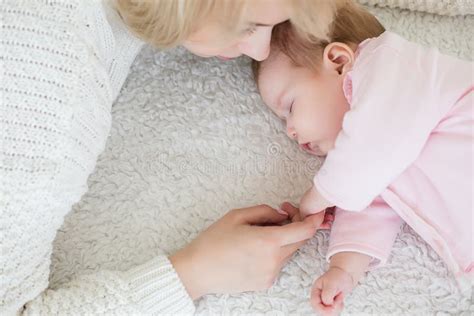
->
[279, 202, 334, 230]
[311, 267, 354, 316]
[300, 185, 334, 218]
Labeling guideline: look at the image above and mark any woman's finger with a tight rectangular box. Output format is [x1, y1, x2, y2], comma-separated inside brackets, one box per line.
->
[232, 204, 288, 225]
[319, 219, 333, 230]
[279, 201, 301, 221]
[279, 240, 306, 260]
[265, 214, 320, 246]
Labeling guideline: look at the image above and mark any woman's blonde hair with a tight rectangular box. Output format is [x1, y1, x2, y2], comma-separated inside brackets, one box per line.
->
[252, 0, 385, 79]
[113, 0, 343, 49]
[289, 0, 340, 42]
[113, 0, 245, 49]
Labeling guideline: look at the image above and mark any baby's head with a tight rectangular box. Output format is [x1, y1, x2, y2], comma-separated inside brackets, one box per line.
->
[253, 2, 384, 156]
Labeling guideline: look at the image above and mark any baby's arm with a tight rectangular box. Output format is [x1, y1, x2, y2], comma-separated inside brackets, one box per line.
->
[311, 197, 403, 315]
[311, 252, 371, 315]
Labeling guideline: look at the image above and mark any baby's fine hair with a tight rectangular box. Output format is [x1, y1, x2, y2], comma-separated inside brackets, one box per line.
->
[252, 0, 385, 79]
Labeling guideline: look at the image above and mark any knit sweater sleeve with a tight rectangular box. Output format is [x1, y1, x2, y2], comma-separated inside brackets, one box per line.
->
[1, 0, 194, 314]
[21, 257, 195, 315]
[2, 190, 193, 315]
[356, 0, 474, 16]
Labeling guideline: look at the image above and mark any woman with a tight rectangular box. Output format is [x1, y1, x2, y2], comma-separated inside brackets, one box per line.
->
[0, 0, 338, 314]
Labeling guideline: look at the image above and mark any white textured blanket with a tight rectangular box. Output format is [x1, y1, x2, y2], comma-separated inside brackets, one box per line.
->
[51, 4, 473, 315]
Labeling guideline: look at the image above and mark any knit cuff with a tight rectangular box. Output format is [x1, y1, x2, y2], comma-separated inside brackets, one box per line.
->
[356, 0, 474, 16]
[326, 243, 389, 271]
[125, 256, 195, 315]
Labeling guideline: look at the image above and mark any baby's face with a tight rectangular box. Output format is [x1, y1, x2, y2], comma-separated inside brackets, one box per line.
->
[258, 51, 350, 156]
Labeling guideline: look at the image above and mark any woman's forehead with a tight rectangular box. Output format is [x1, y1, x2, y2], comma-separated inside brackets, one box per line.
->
[241, 0, 292, 26]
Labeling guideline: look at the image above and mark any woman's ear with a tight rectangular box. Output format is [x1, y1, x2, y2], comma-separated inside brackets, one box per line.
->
[322, 42, 355, 76]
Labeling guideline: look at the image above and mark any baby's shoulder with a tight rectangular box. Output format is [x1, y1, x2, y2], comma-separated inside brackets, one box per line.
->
[355, 31, 416, 65]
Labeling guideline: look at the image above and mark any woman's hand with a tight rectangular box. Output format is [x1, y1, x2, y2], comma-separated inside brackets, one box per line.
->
[169, 203, 322, 299]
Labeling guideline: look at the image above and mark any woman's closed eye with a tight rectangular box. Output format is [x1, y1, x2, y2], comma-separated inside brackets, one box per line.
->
[244, 25, 257, 36]
[289, 101, 294, 114]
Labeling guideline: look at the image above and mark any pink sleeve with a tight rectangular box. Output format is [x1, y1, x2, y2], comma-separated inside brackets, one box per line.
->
[314, 34, 470, 211]
[327, 197, 403, 269]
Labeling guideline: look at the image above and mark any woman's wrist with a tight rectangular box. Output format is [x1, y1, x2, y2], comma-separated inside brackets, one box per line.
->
[169, 247, 207, 300]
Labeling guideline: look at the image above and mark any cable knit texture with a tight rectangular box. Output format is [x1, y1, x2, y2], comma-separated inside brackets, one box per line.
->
[1, 0, 193, 314]
[357, 0, 474, 15]
[0, 0, 472, 315]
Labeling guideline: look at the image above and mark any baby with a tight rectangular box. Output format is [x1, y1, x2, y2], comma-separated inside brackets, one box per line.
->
[253, 2, 473, 315]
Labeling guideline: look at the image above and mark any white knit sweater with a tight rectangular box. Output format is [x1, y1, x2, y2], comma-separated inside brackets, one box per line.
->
[0, 0, 470, 315]
[0, 0, 194, 314]
[358, 0, 474, 15]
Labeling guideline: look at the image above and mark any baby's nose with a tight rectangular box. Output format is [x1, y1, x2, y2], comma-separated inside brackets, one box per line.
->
[286, 127, 297, 140]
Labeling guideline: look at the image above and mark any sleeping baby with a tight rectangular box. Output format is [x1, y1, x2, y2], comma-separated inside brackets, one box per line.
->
[253, 2, 473, 314]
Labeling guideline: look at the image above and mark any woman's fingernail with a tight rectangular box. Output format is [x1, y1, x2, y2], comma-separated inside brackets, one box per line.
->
[275, 208, 289, 216]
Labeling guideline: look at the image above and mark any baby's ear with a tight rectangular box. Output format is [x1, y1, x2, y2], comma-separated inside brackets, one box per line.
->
[322, 42, 355, 75]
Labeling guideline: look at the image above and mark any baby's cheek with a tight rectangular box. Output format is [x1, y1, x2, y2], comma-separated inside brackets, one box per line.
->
[312, 144, 326, 157]
[319, 140, 334, 156]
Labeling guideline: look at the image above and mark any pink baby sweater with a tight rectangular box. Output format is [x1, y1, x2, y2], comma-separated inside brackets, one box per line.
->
[314, 32, 473, 284]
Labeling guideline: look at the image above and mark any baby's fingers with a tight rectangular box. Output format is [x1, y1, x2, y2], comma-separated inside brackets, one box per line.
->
[332, 292, 345, 314]
[321, 284, 339, 306]
[334, 292, 344, 304]
[311, 287, 323, 310]
[311, 283, 345, 315]
[318, 208, 335, 230]
[311, 287, 333, 315]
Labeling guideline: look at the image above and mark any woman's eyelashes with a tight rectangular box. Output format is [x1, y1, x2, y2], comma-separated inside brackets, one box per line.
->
[245, 25, 257, 36]
[289, 101, 294, 114]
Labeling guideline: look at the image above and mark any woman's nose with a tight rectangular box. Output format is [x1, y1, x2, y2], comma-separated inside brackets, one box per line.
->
[238, 27, 272, 61]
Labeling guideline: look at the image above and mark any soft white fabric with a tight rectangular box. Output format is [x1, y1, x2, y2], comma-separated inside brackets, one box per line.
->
[0, 0, 194, 314]
[49, 3, 473, 315]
